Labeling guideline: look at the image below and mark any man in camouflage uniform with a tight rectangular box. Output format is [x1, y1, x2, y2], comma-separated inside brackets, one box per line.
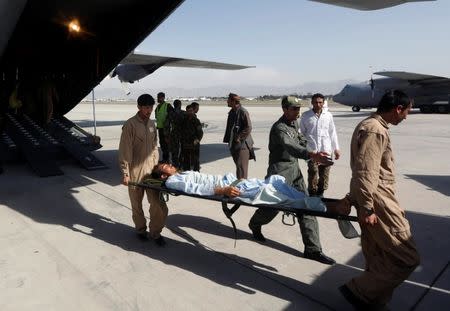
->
[165, 99, 184, 168]
[339, 90, 420, 310]
[191, 102, 201, 171]
[155, 92, 173, 163]
[248, 96, 336, 265]
[181, 104, 203, 171]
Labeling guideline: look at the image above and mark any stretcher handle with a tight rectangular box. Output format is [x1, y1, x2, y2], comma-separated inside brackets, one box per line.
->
[282, 212, 296, 226]
[221, 201, 241, 248]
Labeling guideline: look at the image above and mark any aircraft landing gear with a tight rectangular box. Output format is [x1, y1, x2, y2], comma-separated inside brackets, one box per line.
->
[352, 106, 360, 112]
[437, 105, 449, 113]
[420, 104, 449, 114]
[420, 105, 432, 113]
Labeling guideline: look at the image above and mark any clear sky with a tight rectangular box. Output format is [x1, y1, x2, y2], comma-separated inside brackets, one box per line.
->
[98, 0, 450, 94]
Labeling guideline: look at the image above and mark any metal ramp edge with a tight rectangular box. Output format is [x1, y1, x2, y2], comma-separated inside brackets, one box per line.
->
[49, 118, 107, 170]
[5, 114, 63, 177]
[59, 141, 107, 170]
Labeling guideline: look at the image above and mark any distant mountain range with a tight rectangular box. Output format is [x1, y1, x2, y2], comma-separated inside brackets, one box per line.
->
[92, 79, 358, 100]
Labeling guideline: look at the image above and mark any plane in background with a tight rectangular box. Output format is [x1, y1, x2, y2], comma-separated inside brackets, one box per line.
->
[0, 0, 438, 176]
[333, 71, 450, 113]
[310, 0, 435, 10]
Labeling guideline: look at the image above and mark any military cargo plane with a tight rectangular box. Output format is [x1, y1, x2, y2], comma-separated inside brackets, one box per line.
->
[0, 0, 252, 176]
[0, 0, 438, 177]
[310, 0, 435, 10]
[333, 71, 450, 113]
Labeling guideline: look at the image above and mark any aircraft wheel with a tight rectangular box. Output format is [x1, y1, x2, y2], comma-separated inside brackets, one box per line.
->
[420, 106, 431, 113]
[437, 105, 449, 113]
[352, 106, 360, 112]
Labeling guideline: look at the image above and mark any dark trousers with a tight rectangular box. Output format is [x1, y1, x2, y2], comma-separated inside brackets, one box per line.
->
[231, 147, 249, 179]
[307, 161, 331, 196]
[170, 135, 181, 168]
[181, 145, 200, 171]
[193, 144, 200, 171]
[158, 128, 170, 163]
[249, 208, 322, 254]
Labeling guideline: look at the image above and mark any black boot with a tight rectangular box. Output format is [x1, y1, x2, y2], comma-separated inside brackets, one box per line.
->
[304, 251, 336, 265]
[248, 224, 266, 242]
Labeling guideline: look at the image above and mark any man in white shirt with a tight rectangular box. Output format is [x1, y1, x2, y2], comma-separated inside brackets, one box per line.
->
[300, 93, 340, 197]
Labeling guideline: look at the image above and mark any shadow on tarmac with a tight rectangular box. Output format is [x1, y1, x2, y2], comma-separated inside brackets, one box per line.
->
[2, 134, 450, 310]
[405, 174, 450, 197]
[0, 174, 334, 310]
[311, 210, 450, 310]
[167, 214, 302, 258]
[2, 168, 450, 310]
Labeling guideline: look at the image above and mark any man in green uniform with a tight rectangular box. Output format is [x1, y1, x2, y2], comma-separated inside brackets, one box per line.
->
[155, 92, 173, 163]
[191, 102, 201, 171]
[339, 90, 420, 310]
[165, 99, 184, 168]
[248, 96, 336, 265]
[180, 104, 203, 171]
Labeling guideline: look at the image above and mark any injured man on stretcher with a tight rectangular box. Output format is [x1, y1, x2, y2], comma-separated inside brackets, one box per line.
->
[150, 163, 350, 215]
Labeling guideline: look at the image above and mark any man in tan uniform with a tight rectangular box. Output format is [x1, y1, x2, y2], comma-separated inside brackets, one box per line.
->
[119, 94, 168, 246]
[340, 90, 420, 310]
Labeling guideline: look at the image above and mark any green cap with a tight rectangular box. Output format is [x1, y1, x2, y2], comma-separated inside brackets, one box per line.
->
[281, 96, 301, 108]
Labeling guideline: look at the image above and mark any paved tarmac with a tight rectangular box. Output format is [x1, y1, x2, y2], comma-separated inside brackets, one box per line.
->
[1, 102, 449, 310]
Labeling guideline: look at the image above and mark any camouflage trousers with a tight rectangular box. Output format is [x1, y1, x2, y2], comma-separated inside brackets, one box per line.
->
[158, 128, 170, 162]
[170, 134, 181, 168]
[181, 144, 200, 171]
[307, 161, 331, 196]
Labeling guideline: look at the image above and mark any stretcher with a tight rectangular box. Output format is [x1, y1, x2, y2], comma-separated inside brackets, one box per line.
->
[130, 181, 359, 243]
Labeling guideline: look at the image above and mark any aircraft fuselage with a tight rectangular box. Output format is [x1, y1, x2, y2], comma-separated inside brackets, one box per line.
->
[333, 78, 450, 113]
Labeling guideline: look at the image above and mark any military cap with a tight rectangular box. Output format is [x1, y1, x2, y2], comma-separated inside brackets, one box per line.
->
[281, 96, 301, 108]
